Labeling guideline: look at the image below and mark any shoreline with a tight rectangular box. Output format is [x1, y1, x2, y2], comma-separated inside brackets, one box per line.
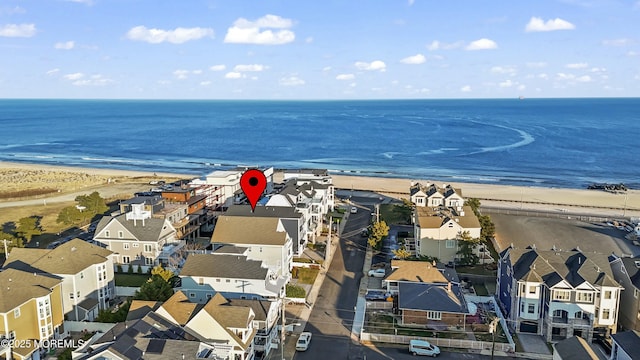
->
[1, 160, 638, 217]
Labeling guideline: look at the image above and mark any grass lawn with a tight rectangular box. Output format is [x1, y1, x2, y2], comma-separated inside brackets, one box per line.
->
[379, 204, 412, 225]
[296, 267, 320, 285]
[0, 201, 75, 237]
[114, 273, 149, 287]
[456, 265, 497, 276]
[474, 284, 490, 296]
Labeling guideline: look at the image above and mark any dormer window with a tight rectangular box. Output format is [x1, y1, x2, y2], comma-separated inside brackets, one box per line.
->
[105, 230, 110, 237]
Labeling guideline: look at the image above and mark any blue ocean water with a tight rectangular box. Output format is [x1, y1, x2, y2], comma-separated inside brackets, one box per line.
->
[0, 98, 638, 189]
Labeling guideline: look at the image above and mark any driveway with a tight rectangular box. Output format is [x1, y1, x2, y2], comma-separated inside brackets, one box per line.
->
[516, 334, 551, 355]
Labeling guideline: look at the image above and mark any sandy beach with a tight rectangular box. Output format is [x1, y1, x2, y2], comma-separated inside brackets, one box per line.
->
[1, 161, 638, 217]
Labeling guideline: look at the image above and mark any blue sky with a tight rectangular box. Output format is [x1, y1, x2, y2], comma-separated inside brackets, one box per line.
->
[1, 0, 638, 99]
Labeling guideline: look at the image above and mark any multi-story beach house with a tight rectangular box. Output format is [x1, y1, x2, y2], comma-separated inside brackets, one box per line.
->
[497, 246, 622, 342]
[282, 168, 333, 185]
[211, 214, 294, 277]
[94, 203, 181, 271]
[199, 167, 274, 208]
[4, 239, 115, 322]
[0, 269, 65, 360]
[609, 255, 640, 331]
[406, 182, 483, 263]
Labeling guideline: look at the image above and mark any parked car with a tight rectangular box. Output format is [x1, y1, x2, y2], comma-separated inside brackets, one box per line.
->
[365, 290, 391, 301]
[296, 332, 312, 351]
[46, 241, 61, 249]
[368, 268, 386, 278]
[351, 206, 358, 214]
[409, 339, 440, 356]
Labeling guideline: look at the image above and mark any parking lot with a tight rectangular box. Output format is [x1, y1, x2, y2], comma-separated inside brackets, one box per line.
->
[489, 212, 639, 256]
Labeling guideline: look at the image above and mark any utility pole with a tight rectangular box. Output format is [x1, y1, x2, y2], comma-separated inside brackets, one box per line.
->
[375, 204, 380, 223]
[281, 288, 286, 360]
[3, 239, 9, 258]
[489, 317, 499, 360]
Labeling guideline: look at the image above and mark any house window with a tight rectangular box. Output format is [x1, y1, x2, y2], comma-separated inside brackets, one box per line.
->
[520, 303, 525, 313]
[77, 291, 80, 298]
[226, 279, 231, 283]
[528, 304, 535, 313]
[123, 243, 130, 250]
[553, 290, 570, 301]
[553, 310, 564, 317]
[132, 243, 139, 248]
[14, 308, 20, 318]
[145, 257, 154, 265]
[118, 231, 123, 238]
[122, 256, 131, 264]
[529, 286, 536, 294]
[80, 272, 84, 279]
[446, 240, 455, 249]
[216, 279, 221, 282]
[8, 331, 15, 339]
[206, 294, 212, 299]
[448, 223, 454, 228]
[189, 293, 196, 298]
[427, 311, 441, 320]
[604, 291, 612, 299]
[69, 293, 75, 299]
[105, 230, 110, 237]
[144, 244, 152, 253]
[198, 278, 204, 285]
[576, 291, 593, 303]
[635, 289, 639, 299]
[602, 309, 610, 319]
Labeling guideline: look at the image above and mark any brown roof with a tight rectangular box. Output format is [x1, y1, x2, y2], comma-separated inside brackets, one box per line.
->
[159, 291, 202, 325]
[387, 260, 449, 283]
[416, 206, 480, 230]
[0, 268, 62, 313]
[211, 216, 287, 246]
[200, 293, 256, 350]
[127, 300, 162, 321]
[6, 239, 113, 275]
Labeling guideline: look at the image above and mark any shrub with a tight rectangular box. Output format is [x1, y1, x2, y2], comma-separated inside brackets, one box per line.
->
[116, 264, 123, 273]
[286, 284, 306, 298]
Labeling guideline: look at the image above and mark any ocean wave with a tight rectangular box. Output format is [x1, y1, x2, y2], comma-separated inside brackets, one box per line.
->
[466, 124, 535, 155]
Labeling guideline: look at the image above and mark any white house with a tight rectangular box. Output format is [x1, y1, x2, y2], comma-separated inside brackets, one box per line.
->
[497, 246, 623, 342]
[5, 239, 115, 321]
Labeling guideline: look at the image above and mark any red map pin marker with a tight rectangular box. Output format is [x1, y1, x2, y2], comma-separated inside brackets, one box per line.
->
[240, 169, 267, 211]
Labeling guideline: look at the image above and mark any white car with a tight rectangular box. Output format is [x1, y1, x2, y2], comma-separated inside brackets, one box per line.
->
[296, 332, 312, 351]
[351, 206, 358, 214]
[409, 339, 440, 356]
[368, 268, 386, 278]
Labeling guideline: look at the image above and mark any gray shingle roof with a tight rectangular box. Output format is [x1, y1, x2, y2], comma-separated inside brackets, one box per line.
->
[553, 336, 600, 360]
[95, 213, 174, 242]
[398, 282, 468, 314]
[620, 257, 640, 289]
[0, 268, 62, 312]
[224, 204, 301, 219]
[611, 331, 640, 359]
[179, 253, 268, 280]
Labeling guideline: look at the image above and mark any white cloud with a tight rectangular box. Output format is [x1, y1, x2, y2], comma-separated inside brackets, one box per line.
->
[0, 6, 26, 15]
[576, 75, 592, 82]
[224, 14, 295, 45]
[525, 17, 575, 32]
[400, 54, 426, 64]
[126, 26, 213, 44]
[200, 81, 212, 86]
[209, 65, 226, 71]
[173, 70, 190, 80]
[46, 68, 60, 76]
[322, 66, 332, 72]
[526, 62, 548, 68]
[537, 73, 549, 79]
[590, 67, 606, 73]
[518, 84, 526, 91]
[499, 79, 515, 87]
[64, 72, 84, 81]
[54, 41, 75, 50]
[233, 64, 267, 72]
[279, 76, 305, 86]
[0, 23, 36, 37]
[72, 74, 112, 86]
[565, 62, 588, 69]
[602, 38, 632, 47]
[336, 74, 355, 80]
[556, 73, 592, 82]
[225, 72, 245, 79]
[491, 66, 517, 75]
[427, 40, 463, 50]
[192, 70, 203, 75]
[354, 60, 386, 71]
[465, 38, 498, 50]
[461, 85, 472, 92]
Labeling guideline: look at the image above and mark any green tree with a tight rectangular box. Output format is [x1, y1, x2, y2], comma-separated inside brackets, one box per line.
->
[151, 265, 175, 282]
[15, 216, 42, 243]
[75, 191, 108, 215]
[456, 231, 481, 266]
[56, 206, 83, 225]
[133, 275, 174, 302]
[96, 301, 130, 323]
[465, 198, 481, 216]
[479, 215, 496, 241]
[392, 248, 413, 260]
[0, 231, 21, 254]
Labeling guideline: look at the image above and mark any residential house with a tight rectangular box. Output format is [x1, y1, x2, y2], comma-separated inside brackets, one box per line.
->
[226, 298, 280, 359]
[497, 246, 622, 342]
[201, 167, 274, 209]
[94, 204, 180, 271]
[609, 330, 640, 360]
[119, 195, 195, 240]
[378, 260, 470, 329]
[211, 215, 293, 277]
[609, 255, 640, 331]
[282, 168, 332, 185]
[410, 205, 481, 263]
[266, 179, 334, 243]
[179, 250, 287, 300]
[224, 205, 307, 256]
[4, 239, 114, 321]
[552, 336, 600, 360]
[410, 183, 464, 208]
[0, 269, 64, 360]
